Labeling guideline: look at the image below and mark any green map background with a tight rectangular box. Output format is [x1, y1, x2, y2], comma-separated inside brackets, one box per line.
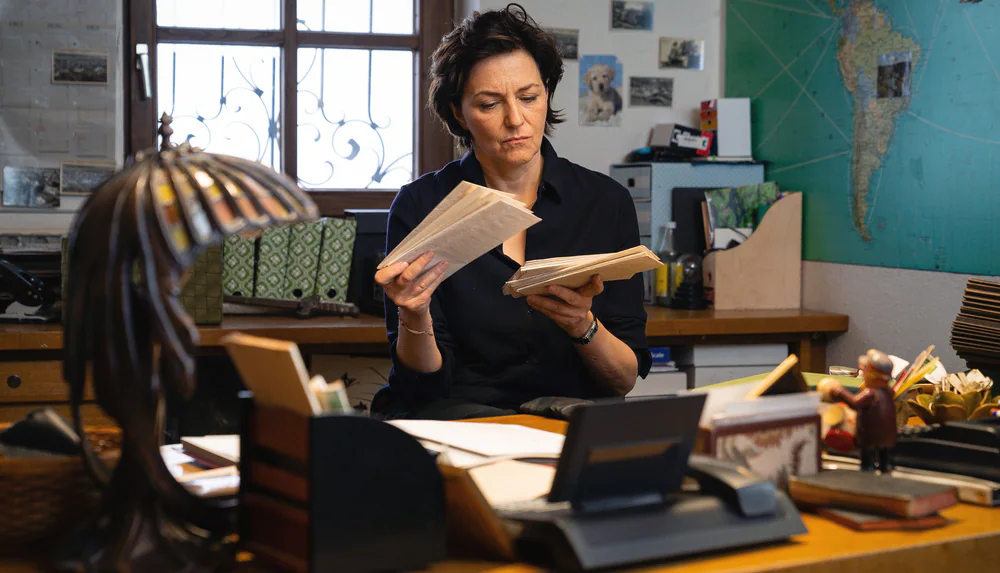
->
[725, 0, 1000, 274]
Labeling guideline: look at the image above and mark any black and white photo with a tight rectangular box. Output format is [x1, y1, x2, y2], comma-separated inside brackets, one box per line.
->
[611, 1, 654, 31]
[52, 50, 109, 84]
[2, 166, 60, 208]
[877, 52, 912, 98]
[61, 160, 116, 195]
[659, 37, 704, 70]
[546, 27, 579, 60]
[629, 76, 673, 107]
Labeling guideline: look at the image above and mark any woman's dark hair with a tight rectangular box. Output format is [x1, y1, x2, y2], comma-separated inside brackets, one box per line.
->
[429, 3, 564, 149]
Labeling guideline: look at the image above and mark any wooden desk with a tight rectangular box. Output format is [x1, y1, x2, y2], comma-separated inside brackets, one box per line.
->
[5, 414, 998, 573]
[434, 415, 1000, 573]
[0, 308, 847, 425]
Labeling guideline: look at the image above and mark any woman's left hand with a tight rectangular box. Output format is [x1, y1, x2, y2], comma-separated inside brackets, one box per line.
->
[526, 275, 604, 338]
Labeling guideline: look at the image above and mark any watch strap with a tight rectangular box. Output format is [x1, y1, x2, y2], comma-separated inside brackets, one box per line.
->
[570, 316, 599, 345]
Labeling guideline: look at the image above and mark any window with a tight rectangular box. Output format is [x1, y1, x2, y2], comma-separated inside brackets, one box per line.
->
[125, 0, 454, 214]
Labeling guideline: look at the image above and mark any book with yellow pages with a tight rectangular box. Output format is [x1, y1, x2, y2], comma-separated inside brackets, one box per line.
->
[379, 180, 541, 280]
[502, 245, 662, 297]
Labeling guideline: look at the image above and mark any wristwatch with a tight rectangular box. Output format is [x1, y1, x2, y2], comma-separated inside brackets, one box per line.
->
[570, 316, 599, 345]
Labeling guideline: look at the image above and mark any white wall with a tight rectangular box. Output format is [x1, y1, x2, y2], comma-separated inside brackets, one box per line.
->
[804, 261, 1000, 374]
[463, 0, 723, 174]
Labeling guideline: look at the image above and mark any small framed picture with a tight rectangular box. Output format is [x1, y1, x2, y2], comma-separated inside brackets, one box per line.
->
[2, 166, 61, 208]
[60, 160, 116, 196]
[659, 37, 705, 71]
[52, 49, 109, 84]
[611, 1, 654, 31]
[629, 76, 673, 107]
[546, 27, 579, 61]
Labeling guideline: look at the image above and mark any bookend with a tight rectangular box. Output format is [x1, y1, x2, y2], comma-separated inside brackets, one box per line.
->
[238, 394, 447, 572]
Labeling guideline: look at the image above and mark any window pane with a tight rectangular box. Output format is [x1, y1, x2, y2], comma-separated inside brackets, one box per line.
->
[158, 44, 281, 170]
[372, 0, 414, 35]
[297, 48, 413, 189]
[158, 0, 281, 30]
[297, 0, 413, 34]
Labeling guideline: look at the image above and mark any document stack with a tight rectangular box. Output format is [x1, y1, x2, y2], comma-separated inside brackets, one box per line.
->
[502, 245, 662, 297]
[950, 278, 1000, 375]
[379, 181, 540, 280]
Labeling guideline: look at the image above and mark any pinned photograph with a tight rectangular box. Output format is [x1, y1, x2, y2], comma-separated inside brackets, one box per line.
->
[61, 160, 116, 195]
[659, 37, 704, 71]
[52, 49, 109, 84]
[630, 77, 673, 107]
[579, 55, 623, 127]
[877, 52, 912, 98]
[546, 27, 579, 61]
[611, 1, 654, 31]
[2, 166, 60, 208]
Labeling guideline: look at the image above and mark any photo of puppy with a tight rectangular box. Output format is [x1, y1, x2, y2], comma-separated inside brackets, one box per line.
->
[579, 55, 623, 126]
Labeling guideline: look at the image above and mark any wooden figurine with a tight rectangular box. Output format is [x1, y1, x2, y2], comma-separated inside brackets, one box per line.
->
[818, 349, 897, 472]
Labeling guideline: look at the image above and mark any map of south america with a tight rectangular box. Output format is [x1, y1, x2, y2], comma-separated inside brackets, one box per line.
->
[835, 1, 920, 241]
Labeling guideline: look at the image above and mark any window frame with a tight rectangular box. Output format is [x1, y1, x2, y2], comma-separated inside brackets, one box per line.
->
[124, 0, 454, 216]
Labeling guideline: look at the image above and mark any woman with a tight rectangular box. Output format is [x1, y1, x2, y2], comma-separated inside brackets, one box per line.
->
[372, 4, 651, 420]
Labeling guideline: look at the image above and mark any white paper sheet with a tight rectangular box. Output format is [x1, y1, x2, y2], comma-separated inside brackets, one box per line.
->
[388, 420, 565, 459]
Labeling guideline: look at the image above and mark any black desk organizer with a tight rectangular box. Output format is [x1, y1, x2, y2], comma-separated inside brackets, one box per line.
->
[238, 394, 447, 572]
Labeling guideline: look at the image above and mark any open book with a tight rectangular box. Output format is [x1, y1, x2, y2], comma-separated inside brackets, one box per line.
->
[379, 181, 541, 280]
[502, 245, 662, 297]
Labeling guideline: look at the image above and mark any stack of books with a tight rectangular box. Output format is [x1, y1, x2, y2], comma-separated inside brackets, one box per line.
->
[950, 278, 1000, 371]
[379, 181, 540, 280]
[502, 245, 662, 297]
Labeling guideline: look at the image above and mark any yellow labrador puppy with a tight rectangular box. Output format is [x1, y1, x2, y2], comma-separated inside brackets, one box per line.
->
[584, 63, 622, 122]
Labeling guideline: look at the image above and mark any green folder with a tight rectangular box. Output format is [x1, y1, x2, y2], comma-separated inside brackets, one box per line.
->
[222, 234, 257, 297]
[255, 227, 291, 299]
[315, 217, 357, 302]
[283, 219, 326, 300]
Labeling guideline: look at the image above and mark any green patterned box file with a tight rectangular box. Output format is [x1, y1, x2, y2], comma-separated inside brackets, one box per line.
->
[315, 217, 357, 302]
[255, 226, 291, 299]
[179, 244, 223, 324]
[222, 234, 257, 297]
[283, 220, 325, 300]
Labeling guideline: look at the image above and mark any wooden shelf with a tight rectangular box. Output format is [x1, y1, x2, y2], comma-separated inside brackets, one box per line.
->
[0, 307, 848, 353]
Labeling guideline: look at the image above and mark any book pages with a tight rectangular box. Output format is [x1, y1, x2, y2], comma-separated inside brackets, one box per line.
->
[380, 181, 540, 279]
[503, 246, 662, 297]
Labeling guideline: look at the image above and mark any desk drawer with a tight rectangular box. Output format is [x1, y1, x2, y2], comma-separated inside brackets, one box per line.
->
[0, 403, 112, 426]
[0, 361, 95, 403]
[610, 165, 651, 200]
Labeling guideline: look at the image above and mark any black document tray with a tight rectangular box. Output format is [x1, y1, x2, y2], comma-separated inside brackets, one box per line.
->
[506, 489, 805, 571]
[498, 396, 806, 571]
[890, 417, 1000, 482]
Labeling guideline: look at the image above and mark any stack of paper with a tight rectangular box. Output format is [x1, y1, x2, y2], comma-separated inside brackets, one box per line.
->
[502, 245, 662, 297]
[379, 181, 541, 280]
[951, 278, 1000, 369]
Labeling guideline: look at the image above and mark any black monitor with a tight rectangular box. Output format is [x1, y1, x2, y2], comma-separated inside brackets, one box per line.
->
[547, 393, 707, 513]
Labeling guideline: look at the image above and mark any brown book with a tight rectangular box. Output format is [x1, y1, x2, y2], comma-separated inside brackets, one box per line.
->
[815, 507, 948, 531]
[788, 470, 958, 518]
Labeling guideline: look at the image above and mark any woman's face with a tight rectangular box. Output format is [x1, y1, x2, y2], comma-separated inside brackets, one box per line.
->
[454, 49, 548, 169]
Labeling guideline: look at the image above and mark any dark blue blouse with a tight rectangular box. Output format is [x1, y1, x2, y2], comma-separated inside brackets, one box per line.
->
[383, 138, 652, 410]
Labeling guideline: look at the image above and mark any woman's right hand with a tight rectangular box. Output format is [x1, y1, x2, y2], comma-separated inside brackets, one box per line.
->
[374, 251, 449, 319]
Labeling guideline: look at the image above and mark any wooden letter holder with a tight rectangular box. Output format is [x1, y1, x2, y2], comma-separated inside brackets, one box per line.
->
[703, 192, 802, 310]
[238, 394, 447, 572]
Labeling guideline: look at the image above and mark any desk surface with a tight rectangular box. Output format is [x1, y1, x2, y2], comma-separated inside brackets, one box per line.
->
[0, 307, 848, 352]
[432, 415, 1000, 573]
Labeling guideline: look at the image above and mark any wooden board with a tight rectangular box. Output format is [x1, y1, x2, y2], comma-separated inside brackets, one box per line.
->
[704, 193, 802, 311]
